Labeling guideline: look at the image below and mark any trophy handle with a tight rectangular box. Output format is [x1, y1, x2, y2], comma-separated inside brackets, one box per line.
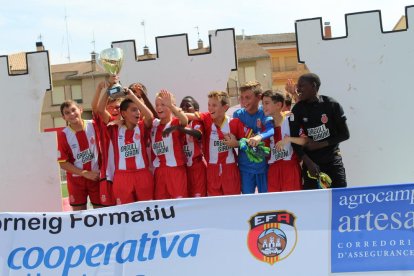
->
[96, 52, 103, 70]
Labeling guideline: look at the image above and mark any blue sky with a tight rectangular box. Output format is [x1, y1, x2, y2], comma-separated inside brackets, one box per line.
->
[0, 0, 412, 64]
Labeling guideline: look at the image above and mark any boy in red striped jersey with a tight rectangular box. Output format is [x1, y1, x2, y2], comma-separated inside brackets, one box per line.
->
[58, 100, 101, 211]
[151, 90, 189, 200]
[262, 90, 307, 192]
[91, 75, 122, 207]
[189, 91, 248, 196]
[97, 88, 154, 205]
[162, 96, 207, 197]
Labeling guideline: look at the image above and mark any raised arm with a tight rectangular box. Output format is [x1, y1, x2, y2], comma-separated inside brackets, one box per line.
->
[92, 80, 107, 113]
[97, 91, 111, 124]
[285, 79, 300, 103]
[130, 83, 159, 119]
[160, 90, 188, 126]
[125, 88, 154, 128]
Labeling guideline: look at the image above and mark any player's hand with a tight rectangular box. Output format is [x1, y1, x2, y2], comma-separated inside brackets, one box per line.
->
[108, 74, 119, 85]
[81, 170, 100, 181]
[247, 135, 262, 147]
[275, 137, 289, 151]
[159, 90, 174, 108]
[97, 80, 109, 91]
[130, 83, 144, 98]
[304, 159, 320, 178]
[223, 133, 238, 148]
[285, 79, 297, 96]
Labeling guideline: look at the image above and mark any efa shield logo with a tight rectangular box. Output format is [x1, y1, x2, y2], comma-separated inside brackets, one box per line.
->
[247, 211, 297, 265]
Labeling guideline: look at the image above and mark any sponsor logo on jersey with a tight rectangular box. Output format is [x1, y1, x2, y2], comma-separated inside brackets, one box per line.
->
[183, 145, 192, 158]
[307, 124, 330, 141]
[153, 141, 169, 155]
[321, 114, 328, 124]
[213, 140, 230, 153]
[76, 148, 95, 164]
[247, 211, 297, 265]
[120, 143, 140, 158]
[272, 148, 289, 161]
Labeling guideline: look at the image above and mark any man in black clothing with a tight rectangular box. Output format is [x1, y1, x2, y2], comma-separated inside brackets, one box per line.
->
[289, 73, 350, 189]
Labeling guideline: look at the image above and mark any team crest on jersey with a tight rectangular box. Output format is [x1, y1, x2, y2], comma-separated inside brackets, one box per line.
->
[321, 114, 328, 124]
[289, 114, 294, 121]
[256, 118, 262, 129]
[247, 211, 297, 265]
[134, 133, 140, 140]
[90, 136, 95, 145]
[303, 117, 308, 123]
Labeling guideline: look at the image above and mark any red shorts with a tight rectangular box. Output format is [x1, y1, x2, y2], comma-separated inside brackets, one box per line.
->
[113, 169, 154, 205]
[187, 158, 207, 197]
[154, 166, 187, 200]
[67, 174, 100, 206]
[268, 160, 302, 192]
[100, 180, 116, 206]
[207, 163, 241, 196]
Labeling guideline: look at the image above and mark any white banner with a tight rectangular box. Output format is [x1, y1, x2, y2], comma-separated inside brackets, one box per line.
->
[0, 186, 413, 276]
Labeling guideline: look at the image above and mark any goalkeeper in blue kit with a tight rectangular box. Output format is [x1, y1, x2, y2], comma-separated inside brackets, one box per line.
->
[232, 81, 274, 194]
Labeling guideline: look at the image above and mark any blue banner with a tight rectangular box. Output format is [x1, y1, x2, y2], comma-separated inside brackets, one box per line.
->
[331, 183, 414, 272]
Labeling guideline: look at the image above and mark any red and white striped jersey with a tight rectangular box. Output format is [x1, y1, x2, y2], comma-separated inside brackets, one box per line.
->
[57, 120, 100, 177]
[198, 112, 246, 165]
[104, 122, 150, 172]
[184, 120, 204, 166]
[150, 118, 186, 168]
[268, 116, 299, 164]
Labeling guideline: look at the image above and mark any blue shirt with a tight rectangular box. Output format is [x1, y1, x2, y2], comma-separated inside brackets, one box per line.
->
[233, 106, 274, 174]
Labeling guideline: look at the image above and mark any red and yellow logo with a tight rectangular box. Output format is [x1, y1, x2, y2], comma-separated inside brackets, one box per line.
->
[247, 211, 297, 265]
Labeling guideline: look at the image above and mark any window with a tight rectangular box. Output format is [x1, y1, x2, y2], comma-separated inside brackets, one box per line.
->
[284, 56, 298, 71]
[53, 117, 66, 128]
[71, 85, 82, 103]
[272, 57, 281, 72]
[244, 66, 256, 82]
[52, 86, 65, 105]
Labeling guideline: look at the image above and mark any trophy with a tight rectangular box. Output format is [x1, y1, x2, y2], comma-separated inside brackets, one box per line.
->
[98, 47, 126, 99]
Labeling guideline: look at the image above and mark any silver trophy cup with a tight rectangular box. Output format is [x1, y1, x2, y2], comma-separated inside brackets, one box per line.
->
[98, 47, 126, 99]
